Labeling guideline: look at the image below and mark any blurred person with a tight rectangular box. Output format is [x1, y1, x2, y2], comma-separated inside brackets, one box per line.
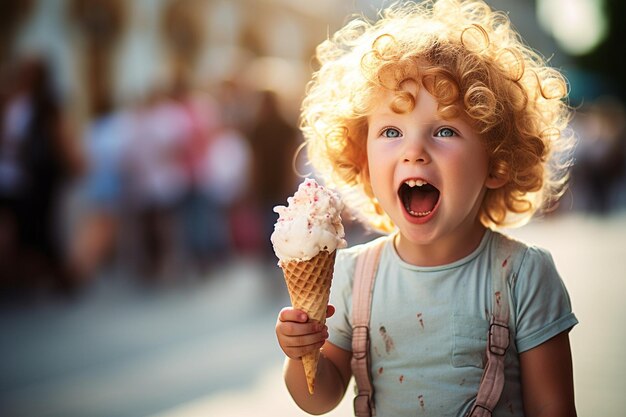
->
[571, 97, 626, 213]
[0, 56, 83, 293]
[68, 100, 133, 282]
[124, 88, 192, 281]
[275, 1, 578, 416]
[196, 94, 253, 261]
[215, 79, 255, 132]
[245, 89, 299, 258]
[173, 80, 234, 274]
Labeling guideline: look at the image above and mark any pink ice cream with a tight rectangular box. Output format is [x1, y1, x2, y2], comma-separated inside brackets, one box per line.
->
[271, 178, 347, 263]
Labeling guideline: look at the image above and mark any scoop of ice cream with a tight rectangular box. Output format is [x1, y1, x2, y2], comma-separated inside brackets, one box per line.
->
[271, 178, 347, 263]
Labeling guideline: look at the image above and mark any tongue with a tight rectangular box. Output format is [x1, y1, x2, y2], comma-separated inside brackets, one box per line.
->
[408, 187, 438, 214]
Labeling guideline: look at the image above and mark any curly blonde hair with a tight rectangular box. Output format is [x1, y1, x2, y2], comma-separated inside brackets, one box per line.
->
[301, 0, 574, 232]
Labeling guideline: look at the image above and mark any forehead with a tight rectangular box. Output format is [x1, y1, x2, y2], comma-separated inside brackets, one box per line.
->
[366, 85, 476, 135]
[370, 79, 418, 102]
[368, 82, 456, 118]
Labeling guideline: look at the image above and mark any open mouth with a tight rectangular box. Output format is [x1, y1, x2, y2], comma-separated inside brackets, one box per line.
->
[398, 179, 440, 218]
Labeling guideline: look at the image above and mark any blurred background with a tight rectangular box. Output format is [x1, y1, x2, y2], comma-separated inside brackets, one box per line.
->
[0, 0, 624, 416]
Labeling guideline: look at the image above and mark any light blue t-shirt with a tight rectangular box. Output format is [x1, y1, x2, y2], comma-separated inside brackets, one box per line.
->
[326, 229, 578, 417]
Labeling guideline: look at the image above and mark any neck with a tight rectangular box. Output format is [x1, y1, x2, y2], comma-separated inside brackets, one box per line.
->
[394, 222, 488, 267]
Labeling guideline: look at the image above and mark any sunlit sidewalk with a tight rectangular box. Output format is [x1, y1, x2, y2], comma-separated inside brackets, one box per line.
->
[152, 364, 354, 417]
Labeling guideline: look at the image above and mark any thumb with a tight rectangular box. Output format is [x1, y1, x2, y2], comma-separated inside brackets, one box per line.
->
[326, 304, 336, 318]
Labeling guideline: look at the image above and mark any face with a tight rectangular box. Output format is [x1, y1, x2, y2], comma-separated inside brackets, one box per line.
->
[366, 85, 503, 265]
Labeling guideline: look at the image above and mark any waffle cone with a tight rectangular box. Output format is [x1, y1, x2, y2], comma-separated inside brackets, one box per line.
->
[280, 250, 336, 394]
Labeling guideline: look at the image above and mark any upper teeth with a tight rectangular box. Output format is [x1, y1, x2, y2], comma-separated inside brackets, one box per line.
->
[405, 179, 427, 187]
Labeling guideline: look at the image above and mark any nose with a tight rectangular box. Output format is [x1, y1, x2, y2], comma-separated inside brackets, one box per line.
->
[402, 133, 431, 164]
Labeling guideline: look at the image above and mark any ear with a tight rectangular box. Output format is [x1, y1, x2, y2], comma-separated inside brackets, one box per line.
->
[485, 172, 507, 190]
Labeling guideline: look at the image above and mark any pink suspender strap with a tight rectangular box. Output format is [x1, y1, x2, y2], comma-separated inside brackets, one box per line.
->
[351, 238, 386, 417]
[466, 239, 515, 417]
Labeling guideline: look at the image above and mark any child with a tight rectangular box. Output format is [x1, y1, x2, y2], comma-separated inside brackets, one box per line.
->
[275, 0, 578, 416]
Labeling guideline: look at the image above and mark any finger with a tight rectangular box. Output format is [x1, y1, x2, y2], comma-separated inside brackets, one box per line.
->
[278, 307, 308, 323]
[277, 320, 323, 337]
[281, 328, 329, 348]
[326, 304, 336, 318]
[283, 340, 326, 360]
[283, 343, 324, 360]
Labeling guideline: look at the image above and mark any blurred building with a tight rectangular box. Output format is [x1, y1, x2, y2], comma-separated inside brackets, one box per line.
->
[3, 0, 358, 128]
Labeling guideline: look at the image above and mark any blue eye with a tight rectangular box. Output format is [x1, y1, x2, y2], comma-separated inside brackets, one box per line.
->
[435, 127, 456, 137]
[382, 127, 402, 138]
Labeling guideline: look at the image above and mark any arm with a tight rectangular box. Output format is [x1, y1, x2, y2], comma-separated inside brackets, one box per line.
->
[519, 331, 577, 417]
[276, 306, 352, 415]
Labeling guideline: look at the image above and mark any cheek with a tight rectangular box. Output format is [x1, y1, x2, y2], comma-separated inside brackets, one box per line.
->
[364, 154, 386, 202]
[365, 140, 378, 179]
[365, 137, 375, 164]
[451, 151, 490, 191]
[470, 150, 491, 181]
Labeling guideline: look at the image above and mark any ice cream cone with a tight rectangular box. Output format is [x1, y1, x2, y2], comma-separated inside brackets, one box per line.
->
[280, 250, 336, 394]
[271, 178, 346, 394]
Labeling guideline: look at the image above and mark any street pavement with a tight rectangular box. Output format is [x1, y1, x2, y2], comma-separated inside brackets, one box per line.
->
[1, 213, 625, 417]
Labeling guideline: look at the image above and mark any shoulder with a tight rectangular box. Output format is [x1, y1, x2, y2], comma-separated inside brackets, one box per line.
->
[489, 230, 567, 313]
[333, 235, 391, 289]
[488, 230, 556, 278]
[336, 235, 390, 266]
[336, 234, 389, 270]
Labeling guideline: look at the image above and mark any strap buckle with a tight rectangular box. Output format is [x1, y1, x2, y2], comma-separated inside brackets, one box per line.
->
[466, 403, 493, 417]
[352, 325, 370, 359]
[488, 322, 510, 356]
[354, 393, 373, 417]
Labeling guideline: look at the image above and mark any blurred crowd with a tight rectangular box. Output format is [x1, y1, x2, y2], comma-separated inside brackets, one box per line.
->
[2, 54, 625, 299]
[0, 55, 301, 296]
